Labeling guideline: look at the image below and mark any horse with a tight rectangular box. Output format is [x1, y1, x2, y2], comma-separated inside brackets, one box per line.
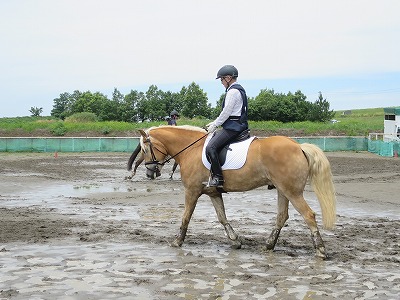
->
[138, 125, 336, 258]
[126, 143, 178, 179]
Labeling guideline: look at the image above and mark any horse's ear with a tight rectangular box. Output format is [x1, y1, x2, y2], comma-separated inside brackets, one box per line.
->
[138, 129, 147, 138]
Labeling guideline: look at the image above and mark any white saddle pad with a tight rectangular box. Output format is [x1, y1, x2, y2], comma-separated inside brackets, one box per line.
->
[202, 135, 256, 170]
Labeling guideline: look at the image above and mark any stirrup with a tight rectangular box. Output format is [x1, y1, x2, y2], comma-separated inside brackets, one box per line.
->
[206, 175, 224, 188]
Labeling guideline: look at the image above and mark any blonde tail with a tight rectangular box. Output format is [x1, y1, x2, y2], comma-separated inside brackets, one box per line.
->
[301, 143, 336, 229]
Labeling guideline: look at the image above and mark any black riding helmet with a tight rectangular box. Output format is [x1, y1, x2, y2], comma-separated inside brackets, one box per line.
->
[170, 110, 179, 117]
[216, 65, 239, 79]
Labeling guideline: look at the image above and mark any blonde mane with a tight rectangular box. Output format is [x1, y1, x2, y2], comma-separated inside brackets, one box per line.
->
[147, 125, 207, 134]
[141, 125, 207, 149]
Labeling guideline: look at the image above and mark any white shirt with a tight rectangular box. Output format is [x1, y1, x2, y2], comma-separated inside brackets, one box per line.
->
[214, 83, 243, 127]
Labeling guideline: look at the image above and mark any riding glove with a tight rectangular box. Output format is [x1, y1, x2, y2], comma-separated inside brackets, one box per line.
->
[206, 122, 217, 133]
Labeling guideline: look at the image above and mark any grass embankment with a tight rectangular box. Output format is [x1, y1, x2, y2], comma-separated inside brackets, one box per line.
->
[0, 108, 385, 137]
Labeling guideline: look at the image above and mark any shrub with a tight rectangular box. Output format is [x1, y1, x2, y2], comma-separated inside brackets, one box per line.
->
[101, 127, 111, 135]
[65, 112, 98, 123]
[50, 122, 67, 136]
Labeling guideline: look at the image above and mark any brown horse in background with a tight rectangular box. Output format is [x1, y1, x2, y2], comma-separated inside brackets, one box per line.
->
[139, 125, 336, 258]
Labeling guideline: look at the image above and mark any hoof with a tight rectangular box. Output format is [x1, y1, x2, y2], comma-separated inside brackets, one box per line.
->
[265, 243, 275, 250]
[170, 239, 182, 248]
[230, 239, 242, 249]
[265, 235, 278, 250]
[316, 247, 327, 259]
[261, 246, 274, 253]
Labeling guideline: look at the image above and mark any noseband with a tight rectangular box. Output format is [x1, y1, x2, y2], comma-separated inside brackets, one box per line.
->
[143, 136, 166, 177]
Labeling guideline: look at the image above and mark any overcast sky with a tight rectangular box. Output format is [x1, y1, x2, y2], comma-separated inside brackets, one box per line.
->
[1, 0, 399, 117]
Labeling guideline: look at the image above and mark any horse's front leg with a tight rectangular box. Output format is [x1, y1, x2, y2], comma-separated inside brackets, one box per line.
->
[210, 193, 241, 249]
[171, 189, 200, 247]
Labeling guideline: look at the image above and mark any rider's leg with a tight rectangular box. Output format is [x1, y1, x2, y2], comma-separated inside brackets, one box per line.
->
[205, 129, 239, 187]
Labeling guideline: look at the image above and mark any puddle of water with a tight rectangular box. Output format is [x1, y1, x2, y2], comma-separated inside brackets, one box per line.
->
[0, 182, 143, 221]
[2, 163, 399, 221]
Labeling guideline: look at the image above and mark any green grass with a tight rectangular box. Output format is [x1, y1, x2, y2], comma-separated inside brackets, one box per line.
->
[0, 108, 387, 137]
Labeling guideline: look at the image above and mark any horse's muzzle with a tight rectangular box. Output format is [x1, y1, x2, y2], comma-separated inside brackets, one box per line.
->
[145, 162, 161, 179]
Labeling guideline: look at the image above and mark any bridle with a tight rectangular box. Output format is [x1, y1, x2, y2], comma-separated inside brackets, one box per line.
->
[142, 131, 209, 175]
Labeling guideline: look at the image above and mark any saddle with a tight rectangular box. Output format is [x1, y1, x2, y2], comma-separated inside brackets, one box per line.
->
[202, 129, 255, 171]
[210, 129, 251, 166]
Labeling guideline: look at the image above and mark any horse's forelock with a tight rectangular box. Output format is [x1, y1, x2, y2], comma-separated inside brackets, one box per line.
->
[139, 136, 146, 152]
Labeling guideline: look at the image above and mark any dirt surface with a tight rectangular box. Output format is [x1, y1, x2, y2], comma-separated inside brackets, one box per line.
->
[0, 151, 399, 299]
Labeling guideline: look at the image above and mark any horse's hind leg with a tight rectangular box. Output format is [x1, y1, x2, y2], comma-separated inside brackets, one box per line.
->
[210, 193, 241, 249]
[289, 194, 326, 259]
[266, 191, 289, 250]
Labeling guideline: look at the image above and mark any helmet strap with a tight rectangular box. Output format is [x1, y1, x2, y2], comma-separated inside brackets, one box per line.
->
[224, 76, 233, 92]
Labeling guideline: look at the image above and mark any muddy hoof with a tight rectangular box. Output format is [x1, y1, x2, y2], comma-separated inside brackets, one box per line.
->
[170, 239, 182, 247]
[265, 243, 275, 250]
[316, 247, 327, 259]
[230, 239, 242, 249]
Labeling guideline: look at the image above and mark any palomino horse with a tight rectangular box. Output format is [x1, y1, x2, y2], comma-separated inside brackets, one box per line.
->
[139, 125, 336, 258]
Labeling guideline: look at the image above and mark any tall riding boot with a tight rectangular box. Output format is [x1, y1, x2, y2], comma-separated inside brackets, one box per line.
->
[206, 151, 224, 187]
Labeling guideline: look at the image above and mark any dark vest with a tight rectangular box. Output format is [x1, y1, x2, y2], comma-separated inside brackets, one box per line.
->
[221, 84, 249, 132]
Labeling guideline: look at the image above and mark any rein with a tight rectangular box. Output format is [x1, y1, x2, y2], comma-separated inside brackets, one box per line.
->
[144, 131, 209, 170]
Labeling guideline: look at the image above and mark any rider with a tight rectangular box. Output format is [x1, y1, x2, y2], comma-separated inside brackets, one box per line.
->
[168, 110, 179, 126]
[205, 65, 249, 187]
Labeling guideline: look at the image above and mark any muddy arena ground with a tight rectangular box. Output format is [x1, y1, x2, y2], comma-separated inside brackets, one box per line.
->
[0, 151, 399, 299]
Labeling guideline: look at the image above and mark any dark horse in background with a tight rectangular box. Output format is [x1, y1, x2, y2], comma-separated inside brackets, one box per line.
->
[138, 125, 336, 259]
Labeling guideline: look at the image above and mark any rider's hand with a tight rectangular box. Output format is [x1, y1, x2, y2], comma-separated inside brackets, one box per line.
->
[206, 122, 217, 133]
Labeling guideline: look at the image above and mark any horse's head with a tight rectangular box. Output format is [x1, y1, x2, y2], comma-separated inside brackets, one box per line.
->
[139, 129, 168, 179]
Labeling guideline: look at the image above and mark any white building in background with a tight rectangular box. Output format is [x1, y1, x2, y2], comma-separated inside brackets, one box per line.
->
[383, 107, 400, 142]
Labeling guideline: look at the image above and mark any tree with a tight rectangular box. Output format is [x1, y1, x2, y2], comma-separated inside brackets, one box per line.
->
[146, 85, 167, 121]
[309, 92, 335, 122]
[70, 91, 110, 120]
[180, 82, 212, 118]
[29, 107, 43, 117]
[49, 84, 335, 124]
[248, 89, 275, 121]
[51, 92, 75, 119]
[112, 87, 124, 103]
[121, 90, 144, 122]
[288, 90, 312, 122]
[101, 88, 124, 121]
[164, 91, 182, 118]
[268, 95, 300, 122]
[211, 93, 225, 119]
